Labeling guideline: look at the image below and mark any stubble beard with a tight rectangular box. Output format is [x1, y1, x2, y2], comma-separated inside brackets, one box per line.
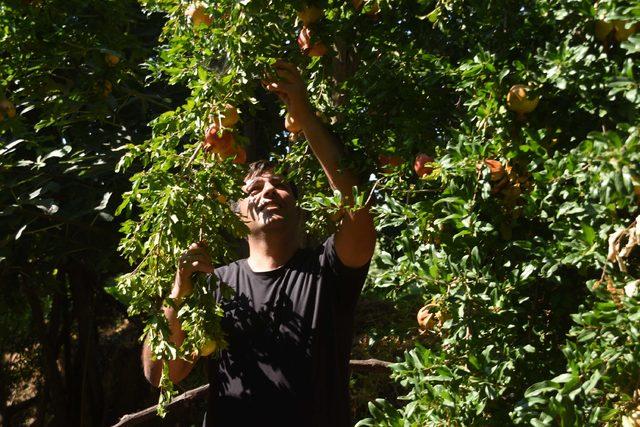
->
[257, 209, 277, 225]
[247, 195, 283, 228]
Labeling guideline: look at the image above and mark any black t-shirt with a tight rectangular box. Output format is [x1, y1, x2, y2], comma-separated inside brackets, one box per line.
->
[204, 235, 369, 427]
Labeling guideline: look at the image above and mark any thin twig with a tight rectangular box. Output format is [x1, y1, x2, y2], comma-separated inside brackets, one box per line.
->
[131, 248, 156, 275]
[185, 143, 202, 169]
[23, 224, 62, 235]
[471, 163, 483, 206]
[391, 187, 443, 195]
[364, 178, 383, 207]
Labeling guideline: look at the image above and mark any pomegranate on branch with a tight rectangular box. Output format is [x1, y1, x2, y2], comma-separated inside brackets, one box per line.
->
[297, 6, 323, 26]
[414, 153, 435, 178]
[185, 2, 213, 28]
[297, 26, 328, 57]
[506, 84, 539, 120]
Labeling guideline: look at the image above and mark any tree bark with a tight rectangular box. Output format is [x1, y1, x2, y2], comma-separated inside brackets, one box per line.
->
[66, 262, 105, 427]
[19, 274, 68, 426]
[0, 355, 8, 426]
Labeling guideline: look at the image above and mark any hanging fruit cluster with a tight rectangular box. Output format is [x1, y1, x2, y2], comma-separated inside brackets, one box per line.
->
[202, 104, 246, 164]
[296, 5, 327, 57]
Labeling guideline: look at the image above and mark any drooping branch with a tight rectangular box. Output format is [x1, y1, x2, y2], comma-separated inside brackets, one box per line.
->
[112, 358, 392, 427]
[112, 384, 209, 427]
[349, 358, 393, 373]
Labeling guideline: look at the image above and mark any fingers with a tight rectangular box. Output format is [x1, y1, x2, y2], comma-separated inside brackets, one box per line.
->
[184, 247, 207, 258]
[261, 73, 287, 86]
[179, 253, 204, 267]
[273, 66, 298, 84]
[263, 81, 282, 92]
[179, 254, 214, 274]
[262, 81, 290, 105]
[191, 260, 215, 274]
[273, 60, 299, 76]
[188, 241, 207, 250]
[179, 243, 214, 274]
[262, 80, 284, 96]
[264, 69, 294, 85]
[263, 80, 294, 97]
[180, 251, 207, 262]
[263, 61, 301, 87]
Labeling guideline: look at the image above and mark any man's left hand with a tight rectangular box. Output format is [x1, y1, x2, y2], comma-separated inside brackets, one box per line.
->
[262, 61, 314, 125]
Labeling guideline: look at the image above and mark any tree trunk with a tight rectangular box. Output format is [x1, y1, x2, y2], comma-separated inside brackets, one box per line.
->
[0, 354, 8, 426]
[66, 262, 105, 427]
[19, 274, 68, 426]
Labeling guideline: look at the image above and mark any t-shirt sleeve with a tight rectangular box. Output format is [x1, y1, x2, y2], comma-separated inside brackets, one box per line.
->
[320, 234, 371, 311]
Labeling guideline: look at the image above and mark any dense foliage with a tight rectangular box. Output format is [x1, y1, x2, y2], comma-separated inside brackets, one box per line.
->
[115, 0, 640, 423]
[0, 0, 172, 424]
[2, 0, 639, 425]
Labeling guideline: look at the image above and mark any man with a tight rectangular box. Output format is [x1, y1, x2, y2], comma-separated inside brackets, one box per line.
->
[141, 61, 376, 426]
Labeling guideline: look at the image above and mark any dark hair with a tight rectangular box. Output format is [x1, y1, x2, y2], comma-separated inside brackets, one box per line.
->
[244, 160, 299, 200]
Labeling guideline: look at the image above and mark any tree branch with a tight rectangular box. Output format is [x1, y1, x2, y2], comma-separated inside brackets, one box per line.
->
[349, 358, 393, 373]
[112, 384, 208, 427]
[112, 358, 392, 427]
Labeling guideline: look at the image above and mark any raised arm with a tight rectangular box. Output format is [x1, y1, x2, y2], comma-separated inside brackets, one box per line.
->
[264, 61, 376, 267]
[141, 242, 214, 386]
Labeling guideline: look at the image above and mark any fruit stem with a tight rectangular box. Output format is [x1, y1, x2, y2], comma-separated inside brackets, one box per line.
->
[186, 143, 202, 169]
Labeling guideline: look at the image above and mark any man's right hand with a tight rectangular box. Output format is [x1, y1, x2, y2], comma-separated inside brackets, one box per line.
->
[172, 241, 214, 300]
[143, 241, 214, 387]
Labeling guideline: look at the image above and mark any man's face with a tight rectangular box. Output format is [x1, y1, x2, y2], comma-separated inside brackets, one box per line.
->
[238, 171, 299, 233]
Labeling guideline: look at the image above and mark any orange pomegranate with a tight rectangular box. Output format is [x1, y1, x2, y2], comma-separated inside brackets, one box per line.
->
[417, 305, 436, 331]
[203, 130, 234, 154]
[0, 100, 17, 119]
[185, 2, 213, 28]
[219, 104, 239, 127]
[506, 84, 539, 117]
[414, 153, 435, 177]
[297, 27, 327, 57]
[297, 6, 323, 25]
[231, 146, 247, 164]
[105, 53, 120, 67]
[613, 20, 637, 42]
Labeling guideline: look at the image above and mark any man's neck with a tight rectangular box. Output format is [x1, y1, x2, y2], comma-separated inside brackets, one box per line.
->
[246, 230, 300, 272]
